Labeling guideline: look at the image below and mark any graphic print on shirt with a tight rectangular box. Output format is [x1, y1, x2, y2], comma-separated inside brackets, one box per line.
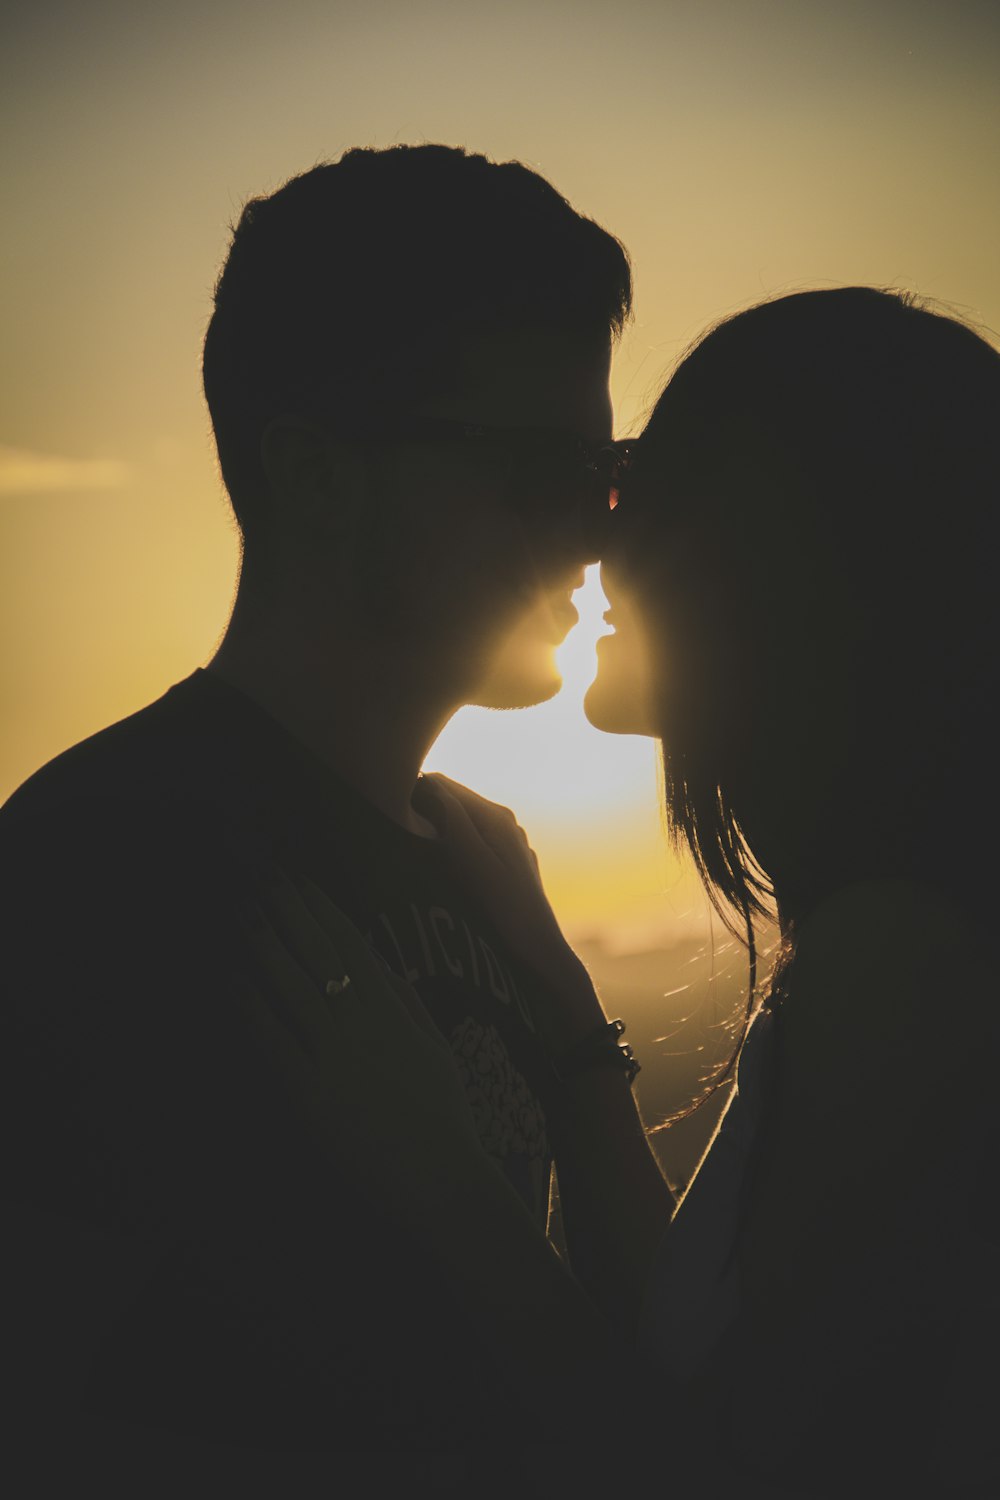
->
[450, 1016, 550, 1227]
[374, 903, 538, 1031]
[367, 899, 551, 1225]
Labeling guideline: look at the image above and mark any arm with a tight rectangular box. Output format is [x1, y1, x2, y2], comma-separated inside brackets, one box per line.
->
[544, 1058, 676, 1330]
[418, 775, 676, 1327]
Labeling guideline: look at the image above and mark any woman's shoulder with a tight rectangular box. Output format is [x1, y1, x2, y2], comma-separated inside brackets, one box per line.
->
[792, 874, 979, 964]
[752, 875, 995, 1229]
[782, 876, 990, 1076]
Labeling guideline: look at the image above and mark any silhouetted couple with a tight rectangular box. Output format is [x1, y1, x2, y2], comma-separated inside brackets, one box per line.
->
[3, 146, 997, 1496]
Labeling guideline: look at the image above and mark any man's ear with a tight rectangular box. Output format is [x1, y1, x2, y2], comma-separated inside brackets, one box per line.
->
[259, 418, 362, 537]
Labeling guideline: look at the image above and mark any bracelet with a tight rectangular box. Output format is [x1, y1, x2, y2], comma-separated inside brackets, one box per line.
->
[550, 1018, 640, 1087]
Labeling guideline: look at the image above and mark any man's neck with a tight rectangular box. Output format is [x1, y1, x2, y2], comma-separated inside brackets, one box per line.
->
[208, 624, 457, 839]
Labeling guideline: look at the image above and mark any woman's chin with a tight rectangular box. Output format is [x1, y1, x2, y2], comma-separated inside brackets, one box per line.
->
[583, 638, 657, 737]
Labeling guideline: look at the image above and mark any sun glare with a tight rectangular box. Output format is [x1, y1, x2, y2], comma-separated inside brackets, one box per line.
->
[423, 566, 706, 947]
[425, 565, 657, 824]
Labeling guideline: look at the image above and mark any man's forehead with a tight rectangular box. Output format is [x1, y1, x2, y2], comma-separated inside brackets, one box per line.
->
[427, 327, 613, 439]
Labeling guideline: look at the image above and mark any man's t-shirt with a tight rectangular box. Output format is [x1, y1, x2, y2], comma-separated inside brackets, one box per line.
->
[0, 670, 556, 1453]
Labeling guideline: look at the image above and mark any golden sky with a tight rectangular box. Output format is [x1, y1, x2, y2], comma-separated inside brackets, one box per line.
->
[3, 0, 999, 960]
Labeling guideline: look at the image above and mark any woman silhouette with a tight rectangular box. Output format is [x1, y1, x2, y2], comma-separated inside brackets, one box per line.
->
[251, 288, 999, 1494]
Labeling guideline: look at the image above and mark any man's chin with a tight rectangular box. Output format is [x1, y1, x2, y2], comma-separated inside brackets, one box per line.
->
[469, 669, 562, 712]
[467, 644, 563, 710]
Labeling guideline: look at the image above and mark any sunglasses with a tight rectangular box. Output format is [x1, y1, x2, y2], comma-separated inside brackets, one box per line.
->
[362, 417, 635, 557]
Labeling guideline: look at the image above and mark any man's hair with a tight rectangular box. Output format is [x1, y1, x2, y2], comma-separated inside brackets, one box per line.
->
[203, 144, 632, 537]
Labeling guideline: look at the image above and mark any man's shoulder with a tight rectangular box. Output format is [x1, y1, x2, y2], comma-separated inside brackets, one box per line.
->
[6, 670, 266, 822]
[0, 673, 259, 885]
[5, 677, 193, 811]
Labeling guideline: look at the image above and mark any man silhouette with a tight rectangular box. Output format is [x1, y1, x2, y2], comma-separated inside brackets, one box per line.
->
[1, 146, 639, 1467]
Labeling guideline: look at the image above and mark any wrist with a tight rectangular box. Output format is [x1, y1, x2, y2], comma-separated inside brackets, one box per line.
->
[542, 1066, 664, 1209]
[551, 1018, 640, 1086]
[539, 1019, 641, 1123]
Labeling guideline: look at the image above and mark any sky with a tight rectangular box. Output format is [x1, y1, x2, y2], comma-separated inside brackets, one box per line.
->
[2, 3, 998, 1151]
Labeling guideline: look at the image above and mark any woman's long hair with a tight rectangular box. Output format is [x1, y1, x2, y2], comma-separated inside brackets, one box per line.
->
[627, 287, 999, 1104]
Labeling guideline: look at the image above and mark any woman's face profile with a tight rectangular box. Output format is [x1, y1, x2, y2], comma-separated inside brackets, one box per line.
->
[584, 549, 660, 738]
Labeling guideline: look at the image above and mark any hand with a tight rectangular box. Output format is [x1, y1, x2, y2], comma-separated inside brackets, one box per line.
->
[239, 869, 491, 1233]
[420, 774, 606, 1054]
